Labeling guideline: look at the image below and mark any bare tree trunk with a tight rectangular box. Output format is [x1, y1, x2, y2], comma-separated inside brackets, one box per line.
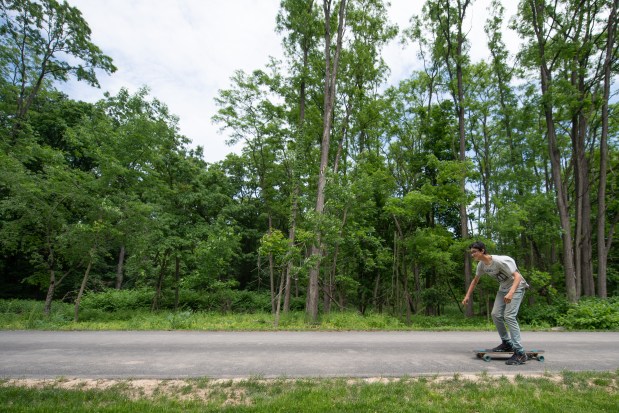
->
[44, 245, 56, 316]
[597, 0, 618, 298]
[269, 252, 276, 313]
[284, 184, 298, 313]
[42, 234, 71, 315]
[307, 0, 347, 323]
[115, 245, 125, 290]
[274, 267, 286, 327]
[570, 6, 596, 297]
[267, 213, 277, 313]
[402, 260, 412, 324]
[572, 112, 583, 298]
[372, 271, 382, 312]
[174, 256, 181, 311]
[577, 112, 594, 297]
[74, 253, 94, 322]
[152, 252, 169, 311]
[44, 271, 56, 316]
[455, 0, 472, 316]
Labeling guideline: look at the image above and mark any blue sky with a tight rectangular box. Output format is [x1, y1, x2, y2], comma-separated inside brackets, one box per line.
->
[61, 0, 518, 163]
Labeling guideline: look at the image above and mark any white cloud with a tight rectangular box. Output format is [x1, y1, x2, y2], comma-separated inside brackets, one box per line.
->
[61, 0, 521, 163]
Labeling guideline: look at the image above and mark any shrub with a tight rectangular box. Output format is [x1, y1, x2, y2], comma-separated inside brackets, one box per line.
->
[519, 298, 570, 327]
[79, 288, 276, 313]
[557, 297, 619, 330]
[80, 288, 153, 312]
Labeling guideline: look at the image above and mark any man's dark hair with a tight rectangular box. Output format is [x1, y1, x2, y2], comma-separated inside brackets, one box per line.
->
[469, 241, 487, 253]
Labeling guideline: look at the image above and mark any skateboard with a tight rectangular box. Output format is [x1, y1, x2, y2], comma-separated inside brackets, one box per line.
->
[474, 349, 545, 362]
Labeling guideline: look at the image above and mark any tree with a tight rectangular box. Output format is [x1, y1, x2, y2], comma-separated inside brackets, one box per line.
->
[276, 0, 322, 313]
[214, 65, 289, 313]
[596, 0, 619, 298]
[406, 0, 474, 313]
[306, 0, 348, 322]
[518, 0, 578, 301]
[517, 0, 619, 301]
[0, 0, 115, 125]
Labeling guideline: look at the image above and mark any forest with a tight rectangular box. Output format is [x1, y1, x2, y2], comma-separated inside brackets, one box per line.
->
[0, 0, 618, 325]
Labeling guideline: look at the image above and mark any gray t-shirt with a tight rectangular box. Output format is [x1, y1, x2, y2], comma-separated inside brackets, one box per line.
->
[475, 255, 528, 292]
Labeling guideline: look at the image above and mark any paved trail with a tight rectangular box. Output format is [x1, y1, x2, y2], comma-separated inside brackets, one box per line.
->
[1, 331, 617, 379]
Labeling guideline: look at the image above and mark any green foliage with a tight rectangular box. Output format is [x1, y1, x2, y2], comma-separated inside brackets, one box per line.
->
[1, 0, 619, 321]
[0, 0, 116, 120]
[80, 288, 153, 312]
[78, 288, 274, 314]
[519, 298, 570, 328]
[0, 299, 73, 328]
[557, 298, 619, 330]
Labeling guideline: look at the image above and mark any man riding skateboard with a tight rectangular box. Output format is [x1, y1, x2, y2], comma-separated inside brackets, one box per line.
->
[462, 242, 529, 365]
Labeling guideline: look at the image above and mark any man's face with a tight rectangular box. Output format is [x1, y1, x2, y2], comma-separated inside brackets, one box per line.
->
[470, 248, 483, 261]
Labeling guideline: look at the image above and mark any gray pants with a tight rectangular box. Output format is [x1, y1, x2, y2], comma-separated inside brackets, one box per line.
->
[491, 287, 526, 352]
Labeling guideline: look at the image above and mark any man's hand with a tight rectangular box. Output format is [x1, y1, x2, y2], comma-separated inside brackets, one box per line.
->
[462, 296, 470, 305]
[504, 293, 513, 304]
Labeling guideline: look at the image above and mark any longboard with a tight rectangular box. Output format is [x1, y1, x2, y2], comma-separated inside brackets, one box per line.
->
[474, 349, 545, 362]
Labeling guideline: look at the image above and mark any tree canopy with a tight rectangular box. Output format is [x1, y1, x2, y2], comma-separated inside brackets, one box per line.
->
[1, 0, 618, 323]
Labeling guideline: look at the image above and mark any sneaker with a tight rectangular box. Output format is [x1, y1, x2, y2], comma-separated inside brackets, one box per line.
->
[505, 351, 528, 365]
[492, 341, 514, 352]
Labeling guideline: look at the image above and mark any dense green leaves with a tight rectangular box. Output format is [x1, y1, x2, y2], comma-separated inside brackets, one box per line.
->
[0, 0, 618, 322]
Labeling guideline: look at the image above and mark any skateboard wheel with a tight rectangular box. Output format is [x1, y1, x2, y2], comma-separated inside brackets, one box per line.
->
[537, 355, 545, 362]
[482, 355, 491, 362]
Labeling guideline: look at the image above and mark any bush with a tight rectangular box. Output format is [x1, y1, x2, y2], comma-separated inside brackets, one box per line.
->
[0, 299, 41, 314]
[519, 298, 570, 327]
[557, 297, 619, 330]
[79, 288, 276, 313]
[80, 288, 153, 312]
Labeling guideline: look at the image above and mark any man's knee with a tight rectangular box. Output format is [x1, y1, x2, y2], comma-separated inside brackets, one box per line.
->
[491, 310, 503, 322]
[503, 313, 518, 325]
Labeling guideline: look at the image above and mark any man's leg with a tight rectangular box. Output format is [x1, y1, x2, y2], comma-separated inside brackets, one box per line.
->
[504, 287, 526, 352]
[491, 290, 511, 345]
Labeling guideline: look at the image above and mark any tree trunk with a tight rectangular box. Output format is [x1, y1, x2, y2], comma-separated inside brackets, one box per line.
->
[174, 255, 181, 311]
[44, 244, 56, 316]
[570, 7, 596, 297]
[274, 267, 287, 327]
[307, 0, 347, 323]
[284, 183, 298, 313]
[455, 0, 471, 317]
[597, 0, 618, 298]
[571, 111, 583, 298]
[115, 245, 126, 290]
[269, 251, 276, 313]
[44, 269, 56, 316]
[74, 254, 94, 322]
[152, 252, 169, 311]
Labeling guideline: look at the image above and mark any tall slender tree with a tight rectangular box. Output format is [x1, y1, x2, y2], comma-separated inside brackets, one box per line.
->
[306, 0, 348, 322]
[596, 0, 619, 298]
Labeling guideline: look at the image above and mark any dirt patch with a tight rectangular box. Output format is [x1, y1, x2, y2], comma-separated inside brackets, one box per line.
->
[1, 378, 249, 404]
[4, 373, 608, 403]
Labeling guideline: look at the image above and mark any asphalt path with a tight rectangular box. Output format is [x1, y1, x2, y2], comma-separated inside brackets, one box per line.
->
[1, 330, 618, 379]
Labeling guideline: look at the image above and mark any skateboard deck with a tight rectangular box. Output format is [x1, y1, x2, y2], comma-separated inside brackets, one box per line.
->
[474, 349, 545, 362]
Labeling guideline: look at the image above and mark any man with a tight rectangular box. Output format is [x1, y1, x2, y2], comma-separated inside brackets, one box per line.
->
[462, 241, 529, 365]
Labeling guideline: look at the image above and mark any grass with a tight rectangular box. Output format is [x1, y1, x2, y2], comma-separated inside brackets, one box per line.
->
[1, 372, 618, 412]
[1, 299, 617, 411]
[0, 299, 506, 331]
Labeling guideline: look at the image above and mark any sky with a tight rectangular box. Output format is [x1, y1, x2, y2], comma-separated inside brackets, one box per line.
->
[61, 0, 520, 164]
